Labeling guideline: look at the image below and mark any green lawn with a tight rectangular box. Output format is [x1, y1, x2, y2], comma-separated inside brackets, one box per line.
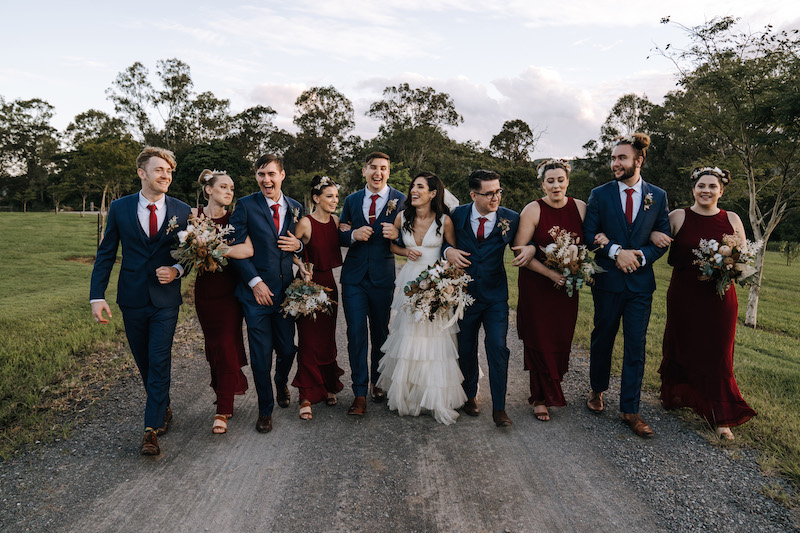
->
[0, 213, 193, 457]
[507, 247, 800, 485]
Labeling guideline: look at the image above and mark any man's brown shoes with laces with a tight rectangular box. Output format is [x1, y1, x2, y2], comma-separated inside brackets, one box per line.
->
[621, 413, 654, 438]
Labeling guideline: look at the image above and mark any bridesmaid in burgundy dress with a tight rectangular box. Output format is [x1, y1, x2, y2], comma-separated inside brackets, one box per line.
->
[659, 167, 756, 440]
[193, 170, 254, 434]
[290, 175, 345, 421]
[512, 160, 587, 421]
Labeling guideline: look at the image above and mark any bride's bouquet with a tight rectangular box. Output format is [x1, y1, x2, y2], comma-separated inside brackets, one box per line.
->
[403, 260, 474, 326]
[692, 234, 762, 297]
[167, 214, 232, 273]
[281, 264, 335, 319]
[540, 226, 603, 297]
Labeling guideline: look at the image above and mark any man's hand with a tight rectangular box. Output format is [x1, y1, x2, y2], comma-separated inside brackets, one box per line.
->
[445, 247, 472, 268]
[649, 231, 672, 248]
[381, 222, 399, 240]
[252, 281, 274, 306]
[91, 301, 112, 324]
[278, 231, 302, 252]
[156, 266, 178, 285]
[511, 244, 536, 267]
[616, 249, 643, 273]
[352, 226, 374, 242]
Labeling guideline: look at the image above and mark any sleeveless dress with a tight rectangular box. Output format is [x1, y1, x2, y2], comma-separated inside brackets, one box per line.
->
[194, 207, 248, 415]
[292, 215, 345, 404]
[660, 208, 756, 427]
[377, 213, 467, 425]
[516, 197, 583, 407]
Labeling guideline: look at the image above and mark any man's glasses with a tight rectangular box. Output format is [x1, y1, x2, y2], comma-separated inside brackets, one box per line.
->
[473, 189, 503, 200]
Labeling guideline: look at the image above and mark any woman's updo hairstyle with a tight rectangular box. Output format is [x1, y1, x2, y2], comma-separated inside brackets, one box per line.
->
[310, 175, 339, 202]
[536, 159, 571, 180]
[614, 132, 651, 163]
[197, 169, 230, 199]
[690, 166, 731, 187]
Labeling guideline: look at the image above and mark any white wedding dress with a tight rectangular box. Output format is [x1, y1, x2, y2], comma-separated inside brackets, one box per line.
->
[377, 213, 467, 425]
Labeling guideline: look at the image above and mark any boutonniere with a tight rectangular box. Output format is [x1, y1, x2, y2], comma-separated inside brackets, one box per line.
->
[643, 192, 654, 211]
[291, 207, 300, 223]
[386, 198, 398, 215]
[497, 218, 511, 237]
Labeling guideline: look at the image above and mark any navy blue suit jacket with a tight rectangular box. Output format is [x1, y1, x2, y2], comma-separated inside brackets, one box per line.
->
[229, 192, 303, 313]
[583, 179, 670, 294]
[90, 193, 192, 308]
[338, 187, 407, 288]
[449, 203, 519, 304]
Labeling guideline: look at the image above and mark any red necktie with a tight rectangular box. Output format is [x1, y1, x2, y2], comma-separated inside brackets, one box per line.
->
[147, 204, 157, 239]
[477, 217, 487, 242]
[368, 194, 379, 225]
[624, 188, 635, 225]
[271, 204, 280, 233]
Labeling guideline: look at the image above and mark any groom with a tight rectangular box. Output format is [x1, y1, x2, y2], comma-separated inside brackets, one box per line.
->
[229, 154, 303, 433]
[445, 170, 519, 427]
[338, 152, 406, 416]
[90, 146, 191, 455]
[583, 133, 670, 438]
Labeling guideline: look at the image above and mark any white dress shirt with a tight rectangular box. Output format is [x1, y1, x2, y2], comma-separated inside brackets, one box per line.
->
[361, 185, 390, 221]
[470, 204, 497, 238]
[248, 193, 288, 288]
[608, 178, 646, 265]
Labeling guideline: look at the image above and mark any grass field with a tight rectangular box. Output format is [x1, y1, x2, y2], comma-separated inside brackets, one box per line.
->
[507, 247, 800, 487]
[1, 213, 799, 491]
[0, 213, 194, 458]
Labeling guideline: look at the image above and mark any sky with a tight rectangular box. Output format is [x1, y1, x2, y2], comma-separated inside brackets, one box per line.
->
[1, 1, 798, 159]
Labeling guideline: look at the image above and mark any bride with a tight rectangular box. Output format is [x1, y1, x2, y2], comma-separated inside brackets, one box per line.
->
[377, 172, 467, 425]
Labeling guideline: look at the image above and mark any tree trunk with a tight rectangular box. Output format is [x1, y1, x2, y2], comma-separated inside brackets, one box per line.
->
[744, 246, 765, 327]
[81, 196, 87, 217]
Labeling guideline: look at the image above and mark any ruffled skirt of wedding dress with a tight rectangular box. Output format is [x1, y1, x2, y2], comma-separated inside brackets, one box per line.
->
[377, 309, 467, 425]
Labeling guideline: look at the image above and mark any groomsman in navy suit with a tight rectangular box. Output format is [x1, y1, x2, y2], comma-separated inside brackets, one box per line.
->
[583, 133, 671, 438]
[229, 154, 303, 434]
[446, 170, 519, 427]
[338, 152, 406, 416]
[90, 146, 191, 455]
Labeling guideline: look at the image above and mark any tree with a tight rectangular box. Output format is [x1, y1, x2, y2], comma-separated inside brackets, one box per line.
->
[173, 140, 252, 205]
[656, 16, 800, 326]
[64, 109, 126, 149]
[367, 83, 462, 135]
[285, 86, 355, 173]
[0, 97, 60, 211]
[226, 105, 289, 161]
[489, 119, 543, 164]
[599, 93, 653, 145]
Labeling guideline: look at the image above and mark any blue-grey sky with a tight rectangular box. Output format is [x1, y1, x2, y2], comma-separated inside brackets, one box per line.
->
[2, 1, 797, 157]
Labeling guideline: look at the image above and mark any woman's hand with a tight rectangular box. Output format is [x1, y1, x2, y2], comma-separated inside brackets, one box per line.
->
[549, 270, 567, 287]
[594, 233, 610, 247]
[649, 231, 672, 248]
[406, 248, 422, 261]
[339, 222, 351, 232]
[511, 244, 536, 267]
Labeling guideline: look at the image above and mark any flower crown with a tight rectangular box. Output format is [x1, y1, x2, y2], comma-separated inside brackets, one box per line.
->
[537, 159, 571, 180]
[203, 170, 227, 183]
[691, 167, 729, 185]
[312, 175, 340, 193]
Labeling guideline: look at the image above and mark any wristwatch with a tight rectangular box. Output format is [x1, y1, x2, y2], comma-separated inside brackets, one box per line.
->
[612, 247, 622, 261]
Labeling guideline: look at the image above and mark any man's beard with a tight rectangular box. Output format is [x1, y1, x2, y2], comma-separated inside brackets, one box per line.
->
[613, 164, 636, 181]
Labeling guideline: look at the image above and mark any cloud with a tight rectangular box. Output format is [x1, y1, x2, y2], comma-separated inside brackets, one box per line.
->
[248, 83, 307, 131]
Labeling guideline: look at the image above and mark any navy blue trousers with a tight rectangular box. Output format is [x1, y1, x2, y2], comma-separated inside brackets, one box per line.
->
[120, 304, 179, 430]
[457, 300, 511, 410]
[589, 288, 653, 414]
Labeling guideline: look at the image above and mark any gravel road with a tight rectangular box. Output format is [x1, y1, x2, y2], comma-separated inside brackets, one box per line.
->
[1, 283, 797, 532]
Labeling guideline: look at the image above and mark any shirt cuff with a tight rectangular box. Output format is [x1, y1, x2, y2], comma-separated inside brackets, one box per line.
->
[608, 244, 621, 260]
[173, 264, 184, 278]
[90, 299, 105, 304]
[248, 276, 263, 288]
[638, 251, 647, 266]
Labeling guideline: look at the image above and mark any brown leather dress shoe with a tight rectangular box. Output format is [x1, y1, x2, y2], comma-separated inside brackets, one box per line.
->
[586, 390, 604, 413]
[370, 386, 386, 403]
[156, 406, 173, 436]
[141, 429, 160, 455]
[347, 396, 367, 416]
[276, 385, 290, 408]
[461, 397, 480, 416]
[621, 413, 654, 438]
[256, 415, 273, 433]
[492, 410, 513, 427]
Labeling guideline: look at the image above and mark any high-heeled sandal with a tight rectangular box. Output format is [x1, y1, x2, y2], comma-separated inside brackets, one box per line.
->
[325, 393, 337, 406]
[299, 400, 312, 420]
[212, 414, 230, 434]
[716, 426, 734, 441]
[533, 401, 550, 422]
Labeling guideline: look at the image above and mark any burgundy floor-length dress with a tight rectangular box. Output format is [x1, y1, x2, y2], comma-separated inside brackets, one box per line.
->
[194, 207, 248, 415]
[517, 197, 582, 407]
[292, 216, 345, 404]
[660, 208, 756, 427]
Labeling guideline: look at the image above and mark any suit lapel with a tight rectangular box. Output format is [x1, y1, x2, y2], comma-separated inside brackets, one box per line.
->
[462, 203, 479, 248]
[353, 190, 368, 226]
[255, 193, 278, 238]
[128, 194, 150, 247]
